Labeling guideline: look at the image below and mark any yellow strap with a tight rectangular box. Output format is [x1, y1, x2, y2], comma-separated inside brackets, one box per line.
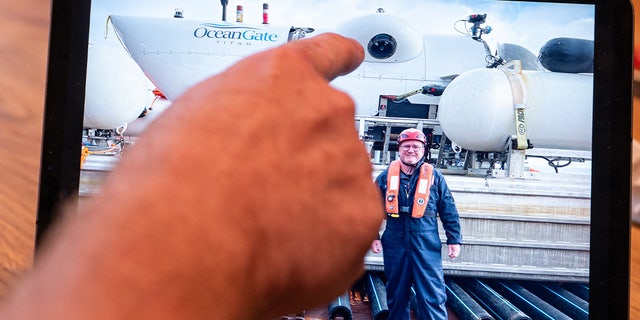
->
[500, 62, 528, 150]
[514, 107, 527, 150]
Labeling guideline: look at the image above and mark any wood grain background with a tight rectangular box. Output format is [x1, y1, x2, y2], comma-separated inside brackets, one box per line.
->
[0, 0, 639, 316]
[0, 0, 48, 302]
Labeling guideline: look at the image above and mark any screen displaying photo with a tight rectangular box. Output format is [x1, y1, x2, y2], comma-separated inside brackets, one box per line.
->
[79, 0, 597, 318]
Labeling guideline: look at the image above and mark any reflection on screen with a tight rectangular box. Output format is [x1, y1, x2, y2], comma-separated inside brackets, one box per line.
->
[80, 1, 594, 318]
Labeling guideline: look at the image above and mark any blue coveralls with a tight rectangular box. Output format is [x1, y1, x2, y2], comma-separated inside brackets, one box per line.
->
[375, 160, 462, 320]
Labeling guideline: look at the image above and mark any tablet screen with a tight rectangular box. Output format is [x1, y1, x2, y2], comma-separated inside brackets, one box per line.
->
[39, 0, 632, 318]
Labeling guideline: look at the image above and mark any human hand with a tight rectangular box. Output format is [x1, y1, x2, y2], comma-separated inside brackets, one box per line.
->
[371, 239, 382, 253]
[448, 244, 461, 258]
[83, 33, 383, 319]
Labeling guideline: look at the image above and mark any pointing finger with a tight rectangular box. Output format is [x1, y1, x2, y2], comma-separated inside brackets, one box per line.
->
[289, 33, 364, 81]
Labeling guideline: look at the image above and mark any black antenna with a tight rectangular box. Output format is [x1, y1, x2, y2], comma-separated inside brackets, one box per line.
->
[220, 0, 229, 21]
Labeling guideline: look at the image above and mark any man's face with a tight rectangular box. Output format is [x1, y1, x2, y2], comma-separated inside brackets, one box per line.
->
[398, 141, 425, 166]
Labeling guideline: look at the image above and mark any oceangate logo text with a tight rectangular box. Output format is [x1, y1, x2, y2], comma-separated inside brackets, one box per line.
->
[194, 23, 279, 42]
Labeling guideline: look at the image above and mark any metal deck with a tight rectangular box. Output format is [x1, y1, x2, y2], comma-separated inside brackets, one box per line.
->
[304, 273, 588, 320]
[367, 166, 591, 282]
[81, 153, 591, 282]
[81, 153, 591, 318]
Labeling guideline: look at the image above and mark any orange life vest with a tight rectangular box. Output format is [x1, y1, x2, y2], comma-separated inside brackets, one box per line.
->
[385, 160, 434, 218]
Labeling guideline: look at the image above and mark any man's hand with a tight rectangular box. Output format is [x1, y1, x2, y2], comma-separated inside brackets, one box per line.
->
[98, 33, 384, 318]
[1, 34, 384, 320]
[371, 239, 382, 253]
[448, 244, 461, 258]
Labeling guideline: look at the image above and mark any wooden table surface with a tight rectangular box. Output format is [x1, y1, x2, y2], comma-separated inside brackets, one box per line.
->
[0, 0, 639, 316]
[0, 0, 48, 301]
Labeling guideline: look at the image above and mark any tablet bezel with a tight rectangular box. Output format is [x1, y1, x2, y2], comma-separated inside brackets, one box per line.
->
[589, 0, 633, 318]
[36, 0, 91, 245]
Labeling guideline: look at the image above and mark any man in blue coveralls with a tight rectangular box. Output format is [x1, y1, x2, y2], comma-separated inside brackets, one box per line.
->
[370, 128, 462, 320]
